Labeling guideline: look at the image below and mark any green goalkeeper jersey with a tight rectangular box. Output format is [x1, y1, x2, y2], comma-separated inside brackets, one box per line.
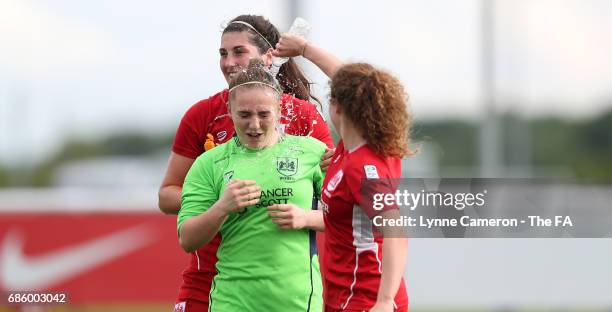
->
[178, 135, 325, 312]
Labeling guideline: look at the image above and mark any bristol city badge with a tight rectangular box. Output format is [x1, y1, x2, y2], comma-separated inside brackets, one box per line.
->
[276, 157, 298, 176]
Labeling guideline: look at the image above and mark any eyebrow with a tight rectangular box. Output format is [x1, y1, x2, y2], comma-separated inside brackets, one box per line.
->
[219, 45, 247, 52]
[237, 109, 272, 114]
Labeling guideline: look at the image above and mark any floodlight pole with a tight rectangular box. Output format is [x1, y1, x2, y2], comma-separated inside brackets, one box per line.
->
[479, 0, 502, 177]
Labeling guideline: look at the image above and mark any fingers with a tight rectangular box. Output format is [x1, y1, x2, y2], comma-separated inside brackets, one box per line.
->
[230, 180, 260, 196]
[321, 148, 335, 160]
[226, 179, 261, 209]
[267, 210, 292, 219]
[230, 179, 256, 188]
[320, 149, 333, 172]
[238, 186, 261, 206]
[270, 217, 293, 230]
[267, 205, 292, 219]
[320, 157, 332, 167]
[267, 204, 291, 212]
[273, 34, 306, 57]
[241, 197, 260, 207]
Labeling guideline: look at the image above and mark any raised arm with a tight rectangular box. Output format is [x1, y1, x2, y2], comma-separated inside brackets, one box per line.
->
[273, 34, 343, 78]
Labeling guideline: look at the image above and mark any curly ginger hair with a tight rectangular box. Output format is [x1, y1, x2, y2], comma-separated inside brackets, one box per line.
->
[330, 63, 412, 158]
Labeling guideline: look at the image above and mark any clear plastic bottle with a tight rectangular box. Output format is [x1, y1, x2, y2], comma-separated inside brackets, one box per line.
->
[270, 17, 311, 78]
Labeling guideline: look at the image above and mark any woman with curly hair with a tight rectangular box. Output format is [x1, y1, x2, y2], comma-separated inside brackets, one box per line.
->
[274, 36, 411, 312]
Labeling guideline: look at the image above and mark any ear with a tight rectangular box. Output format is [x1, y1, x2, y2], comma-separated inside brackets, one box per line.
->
[334, 103, 343, 115]
[275, 99, 282, 115]
[262, 48, 274, 67]
[227, 100, 234, 117]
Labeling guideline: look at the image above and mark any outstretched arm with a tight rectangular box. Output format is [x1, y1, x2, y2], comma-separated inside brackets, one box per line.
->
[273, 34, 343, 78]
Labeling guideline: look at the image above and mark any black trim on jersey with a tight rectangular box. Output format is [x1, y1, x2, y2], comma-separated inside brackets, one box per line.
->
[306, 187, 319, 311]
[233, 133, 241, 147]
[309, 196, 318, 257]
[306, 238, 314, 312]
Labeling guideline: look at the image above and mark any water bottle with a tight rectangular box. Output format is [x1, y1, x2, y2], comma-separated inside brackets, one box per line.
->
[270, 17, 311, 78]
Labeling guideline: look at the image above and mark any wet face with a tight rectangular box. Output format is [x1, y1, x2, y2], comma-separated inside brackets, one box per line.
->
[229, 87, 280, 149]
[219, 31, 273, 84]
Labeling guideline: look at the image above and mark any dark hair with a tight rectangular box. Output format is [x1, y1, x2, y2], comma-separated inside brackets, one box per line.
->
[223, 15, 319, 105]
[228, 59, 281, 102]
[330, 63, 413, 158]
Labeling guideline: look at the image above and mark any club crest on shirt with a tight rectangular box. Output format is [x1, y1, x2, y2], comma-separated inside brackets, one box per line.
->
[364, 165, 379, 179]
[326, 169, 343, 192]
[217, 130, 228, 141]
[173, 302, 186, 312]
[276, 157, 298, 176]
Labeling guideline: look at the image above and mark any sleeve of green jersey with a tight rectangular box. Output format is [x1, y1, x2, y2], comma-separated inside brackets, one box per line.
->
[177, 155, 220, 235]
[311, 138, 327, 197]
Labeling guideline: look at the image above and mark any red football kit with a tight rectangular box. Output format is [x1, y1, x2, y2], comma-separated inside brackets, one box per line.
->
[172, 89, 333, 311]
[320, 141, 408, 311]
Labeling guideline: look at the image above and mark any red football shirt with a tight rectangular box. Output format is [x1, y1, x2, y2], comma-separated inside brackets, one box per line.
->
[320, 140, 408, 310]
[172, 89, 334, 306]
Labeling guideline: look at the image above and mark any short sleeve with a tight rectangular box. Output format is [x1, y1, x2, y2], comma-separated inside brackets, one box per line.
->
[177, 156, 220, 235]
[172, 102, 207, 159]
[346, 162, 401, 219]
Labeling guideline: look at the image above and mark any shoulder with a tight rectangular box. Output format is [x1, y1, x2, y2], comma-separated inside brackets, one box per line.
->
[191, 138, 234, 170]
[182, 90, 228, 120]
[283, 135, 326, 154]
[345, 145, 402, 180]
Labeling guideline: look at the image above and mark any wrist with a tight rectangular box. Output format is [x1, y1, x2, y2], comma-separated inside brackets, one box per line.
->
[210, 202, 230, 218]
[301, 41, 309, 58]
[376, 294, 395, 304]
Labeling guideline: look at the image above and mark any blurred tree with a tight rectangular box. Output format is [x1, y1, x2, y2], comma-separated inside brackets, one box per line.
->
[0, 166, 9, 187]
[27, 131, 173, 187]
[574, 110, 612, 180]
[5, 108, 611, 187]
[529, 117, 578, 166]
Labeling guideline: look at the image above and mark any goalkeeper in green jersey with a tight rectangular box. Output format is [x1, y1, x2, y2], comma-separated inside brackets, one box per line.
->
[177, 59, 325, 312]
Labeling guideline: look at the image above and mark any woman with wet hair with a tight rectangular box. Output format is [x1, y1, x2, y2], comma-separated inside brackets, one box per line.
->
[274, 36, 411, 312]
[178, 59, 325, 311]
[159, 15, 334, 311]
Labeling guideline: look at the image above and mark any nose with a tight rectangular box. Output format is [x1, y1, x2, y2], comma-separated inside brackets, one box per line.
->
[222, 55, 238, 71]
[247, 116, 261, 130]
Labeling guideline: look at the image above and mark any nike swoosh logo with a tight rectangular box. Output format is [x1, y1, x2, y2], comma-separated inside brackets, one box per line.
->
[0, 224, 156, 290]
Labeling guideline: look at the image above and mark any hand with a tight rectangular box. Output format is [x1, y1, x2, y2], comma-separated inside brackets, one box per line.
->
[216, 179, 261, 215]
[273, 33, 309, 58]
[320, 148, 335, 173]
[267, 204, 308, 230]
[369, 299, 395, 312]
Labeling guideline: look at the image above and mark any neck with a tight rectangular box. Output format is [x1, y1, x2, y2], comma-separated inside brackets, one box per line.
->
[339, 121, 366, 152]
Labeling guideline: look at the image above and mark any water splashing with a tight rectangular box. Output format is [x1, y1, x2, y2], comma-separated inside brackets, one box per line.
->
[270, 17, 311, 79]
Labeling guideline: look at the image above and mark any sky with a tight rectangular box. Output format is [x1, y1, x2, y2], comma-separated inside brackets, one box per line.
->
[1, 0, 612, 164]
